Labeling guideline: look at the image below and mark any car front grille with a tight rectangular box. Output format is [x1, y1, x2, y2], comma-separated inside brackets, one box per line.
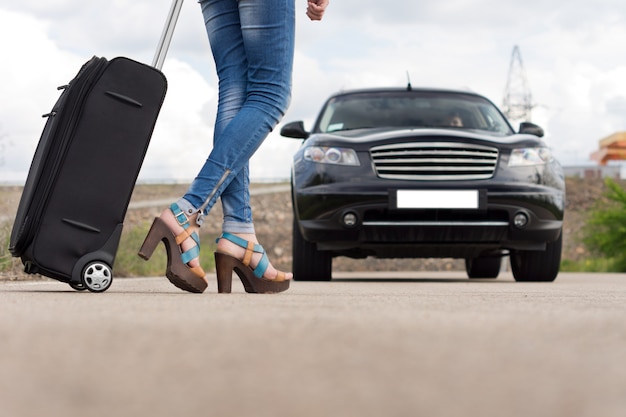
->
[370, 142, 499, 180]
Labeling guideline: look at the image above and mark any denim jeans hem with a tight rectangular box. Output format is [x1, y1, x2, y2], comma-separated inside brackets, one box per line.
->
[222, 221, 256, 234]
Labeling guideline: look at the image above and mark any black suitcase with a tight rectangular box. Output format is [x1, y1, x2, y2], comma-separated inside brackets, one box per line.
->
[9, 0, 184, 292]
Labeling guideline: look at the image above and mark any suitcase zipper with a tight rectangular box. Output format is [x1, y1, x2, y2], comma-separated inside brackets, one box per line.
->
[12, 57, 110, 255]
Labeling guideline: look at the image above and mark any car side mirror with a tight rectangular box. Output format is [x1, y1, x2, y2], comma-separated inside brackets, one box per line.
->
[519, 122, 544, 138]
[280, 121, 309, 139]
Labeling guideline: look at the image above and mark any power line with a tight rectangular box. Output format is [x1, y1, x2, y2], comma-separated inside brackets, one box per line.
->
[502, 45, 533, 123]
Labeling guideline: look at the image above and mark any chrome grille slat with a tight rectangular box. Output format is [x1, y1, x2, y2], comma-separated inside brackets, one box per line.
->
[380, 166, 494, 172]
[371, 142, 498, 180]
[376, 158, 494, 164]
[375, 150, 495, 157]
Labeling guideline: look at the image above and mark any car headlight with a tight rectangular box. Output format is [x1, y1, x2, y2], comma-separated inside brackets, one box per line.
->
[303, 146, 360, 166]
[509, 147, 554, 166]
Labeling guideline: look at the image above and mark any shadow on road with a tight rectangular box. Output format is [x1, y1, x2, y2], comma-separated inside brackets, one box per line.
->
[330, 277, 512, 283]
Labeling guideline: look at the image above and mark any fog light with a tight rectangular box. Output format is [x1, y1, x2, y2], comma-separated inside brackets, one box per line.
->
[513, 213, 529, 228]
[343, 212, 358, 227]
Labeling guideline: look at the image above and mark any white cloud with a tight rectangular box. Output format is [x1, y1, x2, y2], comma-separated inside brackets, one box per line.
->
[2, 0, 626, 184]
[0, 9, 84, 182]
[140, 58, 216, 182]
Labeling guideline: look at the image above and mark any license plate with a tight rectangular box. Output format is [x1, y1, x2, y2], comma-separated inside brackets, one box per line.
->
[395, 190, 480, 209]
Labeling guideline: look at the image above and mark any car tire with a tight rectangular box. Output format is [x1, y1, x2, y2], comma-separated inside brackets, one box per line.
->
[292, 217, 332, 281]
[510, 232, 562, 282]
[465, 256, 501, 279]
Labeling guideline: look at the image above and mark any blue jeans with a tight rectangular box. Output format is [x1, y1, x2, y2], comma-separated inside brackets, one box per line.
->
[177, 0, 295, 234]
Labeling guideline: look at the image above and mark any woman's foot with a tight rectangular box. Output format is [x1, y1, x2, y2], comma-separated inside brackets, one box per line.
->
[216, 233, 293, 281]
[138, 203, 207, 293]
[159, 207, 202, 270]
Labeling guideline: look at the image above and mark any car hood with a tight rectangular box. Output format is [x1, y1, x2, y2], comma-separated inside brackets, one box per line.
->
[307, 127, 545, 148]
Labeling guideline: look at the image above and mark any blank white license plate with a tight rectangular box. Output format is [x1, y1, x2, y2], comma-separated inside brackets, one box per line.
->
[396, 190, 479, 209]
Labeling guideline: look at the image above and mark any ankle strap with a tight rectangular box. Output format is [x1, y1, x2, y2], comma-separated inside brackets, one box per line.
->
[170, 203, 190, 229]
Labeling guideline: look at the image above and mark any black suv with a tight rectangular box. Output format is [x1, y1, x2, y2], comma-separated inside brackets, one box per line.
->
[281, 87, 565, 282]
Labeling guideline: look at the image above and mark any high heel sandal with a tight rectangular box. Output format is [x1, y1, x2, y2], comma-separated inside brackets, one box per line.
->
[138, 203, 208, 293]
[214, 232, 290, 294]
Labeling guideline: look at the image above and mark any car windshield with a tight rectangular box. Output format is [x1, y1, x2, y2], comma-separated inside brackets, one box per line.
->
[316, 91, 513, 135]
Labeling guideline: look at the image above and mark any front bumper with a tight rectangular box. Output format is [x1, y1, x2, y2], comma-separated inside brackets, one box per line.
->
[293, 183, 564, 259]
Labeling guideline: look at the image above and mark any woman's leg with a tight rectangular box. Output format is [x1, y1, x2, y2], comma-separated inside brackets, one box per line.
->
[143, 0, 295, 288]
[180, 0, 295, 227]
[200, 0, 252, 234]
[200, 0, 296, 280]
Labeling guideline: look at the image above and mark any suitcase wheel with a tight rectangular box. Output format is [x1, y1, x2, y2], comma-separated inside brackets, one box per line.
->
[81, 261, 113, 293]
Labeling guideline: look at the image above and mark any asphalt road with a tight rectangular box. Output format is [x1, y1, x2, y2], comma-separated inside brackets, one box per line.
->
[1, 272, 625, 417]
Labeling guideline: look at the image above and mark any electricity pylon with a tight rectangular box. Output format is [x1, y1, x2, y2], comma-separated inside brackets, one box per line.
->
[502, 45, 533, 124]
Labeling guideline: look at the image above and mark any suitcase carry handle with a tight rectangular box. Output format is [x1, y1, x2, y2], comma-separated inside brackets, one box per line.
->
[153, 0, 184, 70]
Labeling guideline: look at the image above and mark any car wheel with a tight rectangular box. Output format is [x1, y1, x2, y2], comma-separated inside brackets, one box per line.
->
[465, 256, 501, 279]
[510, 232, 562, 282]
[292, 217, 332, 281]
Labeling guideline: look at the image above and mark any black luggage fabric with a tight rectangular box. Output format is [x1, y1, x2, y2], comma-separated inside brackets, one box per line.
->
[9, 56, 167, 290]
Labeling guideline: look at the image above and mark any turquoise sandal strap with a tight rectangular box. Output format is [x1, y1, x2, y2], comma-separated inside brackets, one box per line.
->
[171, 202, 201, 265]
[181, 245, 200, 265]
[190, 231, 200, 246]
[253, 252, 270, 279]
[170, 203, 200, 245]
[218, 232, 264, 254]
[170, 203, 190, 229]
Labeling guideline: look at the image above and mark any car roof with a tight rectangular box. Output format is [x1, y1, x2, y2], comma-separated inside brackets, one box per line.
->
[327, 87, 486, 99]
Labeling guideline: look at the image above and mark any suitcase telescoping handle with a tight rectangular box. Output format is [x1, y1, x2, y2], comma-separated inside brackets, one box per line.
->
[152, 0, 184, 70]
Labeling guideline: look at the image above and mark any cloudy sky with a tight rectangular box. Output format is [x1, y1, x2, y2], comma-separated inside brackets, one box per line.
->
[1, 0, 625, 183]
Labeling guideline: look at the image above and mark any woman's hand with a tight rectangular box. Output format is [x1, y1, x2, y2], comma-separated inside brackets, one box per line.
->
[306, 0, 329, 21]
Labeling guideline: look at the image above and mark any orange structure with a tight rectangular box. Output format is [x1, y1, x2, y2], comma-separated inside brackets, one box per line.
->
[591, 132, 626, 165]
